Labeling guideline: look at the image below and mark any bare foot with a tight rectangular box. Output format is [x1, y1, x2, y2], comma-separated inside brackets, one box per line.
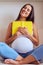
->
[33, 60, 40, 64]
[4, 59, 19, 64]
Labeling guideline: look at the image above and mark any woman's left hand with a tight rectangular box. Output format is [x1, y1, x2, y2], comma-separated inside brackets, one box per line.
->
[18, 27, 29, 36]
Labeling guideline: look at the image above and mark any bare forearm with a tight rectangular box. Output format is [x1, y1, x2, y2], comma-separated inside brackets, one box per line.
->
[25, 33, 39, 46]
[5, 34, 17, 45]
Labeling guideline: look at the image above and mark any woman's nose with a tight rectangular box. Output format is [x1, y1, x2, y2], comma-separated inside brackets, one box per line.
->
[25, 9, 27, 12]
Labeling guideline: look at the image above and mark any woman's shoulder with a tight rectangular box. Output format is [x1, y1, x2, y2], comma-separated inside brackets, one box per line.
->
[8, 21, 14, 26]
[33, 22, 38, 28]
[32, 22, 38, 32]
[8, 21, 13, 28]
[8, 20, 16, 28]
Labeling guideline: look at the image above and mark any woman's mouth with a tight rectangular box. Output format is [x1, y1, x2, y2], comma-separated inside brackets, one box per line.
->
[22, 10, 26, 14]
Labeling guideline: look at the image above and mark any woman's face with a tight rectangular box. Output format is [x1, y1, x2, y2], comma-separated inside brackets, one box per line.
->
[20, 5, 32, 18]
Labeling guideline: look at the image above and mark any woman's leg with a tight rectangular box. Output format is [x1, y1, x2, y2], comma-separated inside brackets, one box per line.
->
[19, 45, 43, 64]
[0, 42, 23, 60]
[4, 54, 39, 64]
[5, 45, 43, 64]
[5, 45, 42, 64]
[3, 43, 43, 64]
[19, 55, 40, 64]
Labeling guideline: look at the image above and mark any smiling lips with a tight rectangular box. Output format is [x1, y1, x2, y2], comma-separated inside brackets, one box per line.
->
[22, 10, 27, 15]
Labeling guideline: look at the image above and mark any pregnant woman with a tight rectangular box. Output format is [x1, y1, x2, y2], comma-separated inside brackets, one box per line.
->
[4, 3, 39, 64]
[0, 3, 42, 64]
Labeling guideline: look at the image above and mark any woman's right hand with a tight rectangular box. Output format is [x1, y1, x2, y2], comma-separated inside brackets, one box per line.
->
[17, 27, 29, 36]
[16, 31, 22, 37]
[17, 27, 23, 32]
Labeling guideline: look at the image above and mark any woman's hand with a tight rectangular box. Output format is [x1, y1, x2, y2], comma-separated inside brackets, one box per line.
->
[16, 31, 22, 37]
[17, 27, 23, 32]
[23, 27, 29, 35]
[18, 27, 29, 37]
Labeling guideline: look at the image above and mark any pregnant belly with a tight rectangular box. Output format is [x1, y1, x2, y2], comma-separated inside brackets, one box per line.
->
[11, 37, 33, 53]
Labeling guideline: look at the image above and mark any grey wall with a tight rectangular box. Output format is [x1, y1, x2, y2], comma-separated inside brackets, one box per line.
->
[0, 1, 43, 45]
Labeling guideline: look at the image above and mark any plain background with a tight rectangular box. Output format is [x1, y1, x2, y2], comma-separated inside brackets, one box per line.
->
[0, 0, 43, 45]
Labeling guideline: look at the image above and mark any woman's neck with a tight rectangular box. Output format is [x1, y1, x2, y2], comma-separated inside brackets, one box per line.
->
[19, 17, 26, 21]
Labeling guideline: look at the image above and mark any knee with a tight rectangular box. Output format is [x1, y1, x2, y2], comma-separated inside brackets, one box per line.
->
[0, 42, 6, 46]
[39, 44, 43, 49]
[40, 44, 43, 47]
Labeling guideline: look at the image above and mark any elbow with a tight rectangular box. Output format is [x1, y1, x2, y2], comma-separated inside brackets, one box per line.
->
[5, 40, 8, 44]
[35, 40, 39, 46]
[36, 42, 39, 46]
[5, 39, 9, 44]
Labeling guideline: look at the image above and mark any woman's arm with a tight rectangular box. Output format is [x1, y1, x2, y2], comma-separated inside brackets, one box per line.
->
[18, 23, 39, 46]
[27, 23, 39, 46]
[5, 23, 17, 45]
[31, 23, 39, 46]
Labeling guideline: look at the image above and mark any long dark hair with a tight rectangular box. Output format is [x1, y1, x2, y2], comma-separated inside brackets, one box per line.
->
[16, 4, 34, 23]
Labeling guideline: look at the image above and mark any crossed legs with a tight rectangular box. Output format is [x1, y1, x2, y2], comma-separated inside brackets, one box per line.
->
[5, 44, 43, 64]
[0, 42, 43, 64]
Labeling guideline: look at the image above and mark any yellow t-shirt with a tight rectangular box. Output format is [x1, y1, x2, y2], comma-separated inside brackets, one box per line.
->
[12, 21, 33, 35]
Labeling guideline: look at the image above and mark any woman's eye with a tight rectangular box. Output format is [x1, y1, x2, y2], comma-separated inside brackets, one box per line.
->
[27, 9, 29, 11]
[23, 7, 30, 12]
[24, 7, 27, 9]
